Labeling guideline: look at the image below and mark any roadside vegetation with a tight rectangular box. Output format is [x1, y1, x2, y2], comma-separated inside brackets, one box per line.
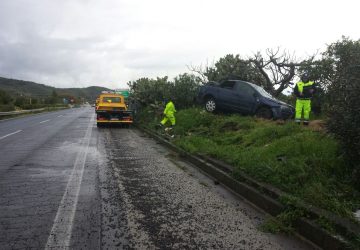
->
[0, 87, 74, 120]
[0, 88, 67, 112]
[138, 107, 360, 221]
[130, 37, 360, 239]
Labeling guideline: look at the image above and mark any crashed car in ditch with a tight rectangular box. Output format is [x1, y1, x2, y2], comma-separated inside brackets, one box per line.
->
[196, 80, 294, 119]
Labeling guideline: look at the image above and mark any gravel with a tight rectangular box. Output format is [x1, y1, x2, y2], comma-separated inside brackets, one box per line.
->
[97, 127, 313, 249]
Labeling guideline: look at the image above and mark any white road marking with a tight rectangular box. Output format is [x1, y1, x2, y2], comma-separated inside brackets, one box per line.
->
[45, 113, 94, 249]
[39, 119, 50, 124]
[57, 115, 63, 117]
[0, 130, 22, 140]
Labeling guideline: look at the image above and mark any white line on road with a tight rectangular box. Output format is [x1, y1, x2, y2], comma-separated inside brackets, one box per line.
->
[0, 130, 22, 140]
[39, 119, 50, 124]
[57, 115, 63, 117]
[45, 113, 94, 249]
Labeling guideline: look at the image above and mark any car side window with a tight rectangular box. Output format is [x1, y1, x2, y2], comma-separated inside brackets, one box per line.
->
[220, 81, 235, 90]
[235, 82, 255, 96]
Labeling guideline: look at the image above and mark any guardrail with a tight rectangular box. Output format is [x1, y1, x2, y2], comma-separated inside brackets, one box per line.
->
[0, 108, 45, 116]
[137, 125, 360, 250]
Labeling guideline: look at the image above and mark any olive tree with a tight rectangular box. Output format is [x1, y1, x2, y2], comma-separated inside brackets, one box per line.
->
[190, 51, 315, 97]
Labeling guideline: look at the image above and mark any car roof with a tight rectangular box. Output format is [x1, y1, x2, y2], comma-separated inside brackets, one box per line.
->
[207, 79, 256, 87]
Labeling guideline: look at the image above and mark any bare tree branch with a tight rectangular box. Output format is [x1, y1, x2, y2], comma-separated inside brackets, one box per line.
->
[250, 52, 273, 92]
[250, 48, 315, 96]
[187, 64, 208, 84]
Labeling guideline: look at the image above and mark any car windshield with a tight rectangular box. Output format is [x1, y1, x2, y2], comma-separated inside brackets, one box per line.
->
[248, 83, 274, 99]
[102, 97, 121, 103]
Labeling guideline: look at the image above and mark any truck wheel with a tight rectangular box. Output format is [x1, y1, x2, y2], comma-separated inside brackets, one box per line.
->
[205, 97, 217, 113]
[255, 107, 273, 119]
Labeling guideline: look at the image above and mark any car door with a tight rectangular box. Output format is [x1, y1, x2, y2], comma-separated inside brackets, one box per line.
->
[234, 81, 257, 114]
[217, 81, 239, 111]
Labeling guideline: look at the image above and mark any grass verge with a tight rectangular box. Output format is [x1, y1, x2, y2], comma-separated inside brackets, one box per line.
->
[137, 107, 360, 224]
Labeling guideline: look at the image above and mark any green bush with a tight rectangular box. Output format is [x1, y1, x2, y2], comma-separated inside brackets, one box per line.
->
[0, 89, 12, 104]
[326, 38, 360, 188]
[128, 74, 201, 110]
[0, 104, 15, 112]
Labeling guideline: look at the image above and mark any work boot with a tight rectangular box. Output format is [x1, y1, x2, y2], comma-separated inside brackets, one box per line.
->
[303, 121, 309, 126]
[295, 119, 301, 125]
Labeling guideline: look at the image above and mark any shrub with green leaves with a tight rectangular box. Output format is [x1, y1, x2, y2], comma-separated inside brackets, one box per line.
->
[325, 38, 360, 188]
[0, 89, 12, 105]
[0, 104, 15, 112]
[128, 73, 201, 109]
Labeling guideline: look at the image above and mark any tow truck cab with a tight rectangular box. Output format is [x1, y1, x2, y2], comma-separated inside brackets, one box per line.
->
[95, 92, 133, 126]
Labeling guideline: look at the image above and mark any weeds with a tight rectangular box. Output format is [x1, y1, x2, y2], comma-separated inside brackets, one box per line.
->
[137, 108, 360, 221]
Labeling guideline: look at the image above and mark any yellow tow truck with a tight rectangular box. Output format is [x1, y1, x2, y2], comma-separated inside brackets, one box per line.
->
[95, 92, 133, 127]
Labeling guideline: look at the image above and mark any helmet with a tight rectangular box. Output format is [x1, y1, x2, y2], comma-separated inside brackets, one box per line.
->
[301, 73, 310, 83]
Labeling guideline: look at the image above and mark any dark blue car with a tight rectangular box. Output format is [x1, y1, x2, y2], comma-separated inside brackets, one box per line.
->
[196, 80, 294, 119]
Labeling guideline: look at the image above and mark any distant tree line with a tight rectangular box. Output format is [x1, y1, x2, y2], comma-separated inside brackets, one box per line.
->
[0, 78, 110, 111]
[0, 89, 77, 112]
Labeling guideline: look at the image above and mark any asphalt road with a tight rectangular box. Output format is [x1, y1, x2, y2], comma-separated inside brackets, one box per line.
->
[0, 107, 314, 249]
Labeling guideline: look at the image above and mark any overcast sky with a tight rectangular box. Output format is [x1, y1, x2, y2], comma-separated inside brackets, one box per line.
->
[0, 0, 359, 89]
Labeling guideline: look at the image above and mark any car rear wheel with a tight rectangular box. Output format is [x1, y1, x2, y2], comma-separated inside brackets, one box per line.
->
[255, 106, 273, 119]
[205, 97, 217, 113]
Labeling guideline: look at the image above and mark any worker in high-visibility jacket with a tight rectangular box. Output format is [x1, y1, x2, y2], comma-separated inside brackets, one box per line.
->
[160, 99, 176, 127]
[293, 73, 316, 125]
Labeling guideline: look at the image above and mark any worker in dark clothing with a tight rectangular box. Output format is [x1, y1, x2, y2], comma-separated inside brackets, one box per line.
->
[293, 73, 316, 125]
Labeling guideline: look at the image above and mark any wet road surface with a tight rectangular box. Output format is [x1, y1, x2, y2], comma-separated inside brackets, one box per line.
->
[0, 107, 314, 249]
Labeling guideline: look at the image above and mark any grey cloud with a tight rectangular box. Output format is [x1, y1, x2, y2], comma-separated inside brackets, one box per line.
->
[0, 27, 106, 83]
[2, 0, 349, 88]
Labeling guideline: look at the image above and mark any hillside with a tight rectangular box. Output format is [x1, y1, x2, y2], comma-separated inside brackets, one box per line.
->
[57, 86, 112, 102]
[0, 77, 111, 102]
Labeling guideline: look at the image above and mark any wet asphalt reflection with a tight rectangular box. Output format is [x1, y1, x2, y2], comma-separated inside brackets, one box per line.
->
[0, 108, 314, 249]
